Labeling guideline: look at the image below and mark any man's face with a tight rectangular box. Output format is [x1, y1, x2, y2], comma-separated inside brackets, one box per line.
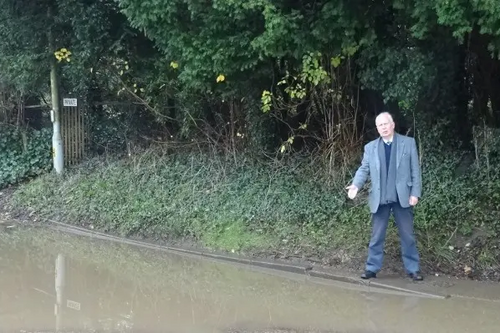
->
[375, 114, 395, 139]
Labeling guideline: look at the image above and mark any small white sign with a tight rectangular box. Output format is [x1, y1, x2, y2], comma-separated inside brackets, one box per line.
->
[63, 98, 78, 107]
[66, 299, 81, 311]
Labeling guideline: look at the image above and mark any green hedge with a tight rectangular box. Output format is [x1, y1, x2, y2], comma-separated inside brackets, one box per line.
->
[0, 124, 52, 188]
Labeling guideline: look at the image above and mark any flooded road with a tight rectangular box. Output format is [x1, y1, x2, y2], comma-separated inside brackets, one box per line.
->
[0, 227, 497, 333]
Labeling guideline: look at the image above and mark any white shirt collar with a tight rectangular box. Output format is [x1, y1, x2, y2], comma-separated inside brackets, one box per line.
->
[382, 135, 394, 144]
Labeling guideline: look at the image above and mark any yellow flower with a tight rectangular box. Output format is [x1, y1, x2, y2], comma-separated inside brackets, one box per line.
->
[216, 74, 225, 83]
[170, 61, 179, 69]
[54, 48, 71, 63]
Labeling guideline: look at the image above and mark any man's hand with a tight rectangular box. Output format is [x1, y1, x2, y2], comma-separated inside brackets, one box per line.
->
[346, 184, 359, 199]
[409, 196, 419, 206]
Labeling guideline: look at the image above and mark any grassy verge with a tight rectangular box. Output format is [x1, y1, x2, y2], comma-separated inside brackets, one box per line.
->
[8, 146, 500, 280]
[9, 149, 369, 261]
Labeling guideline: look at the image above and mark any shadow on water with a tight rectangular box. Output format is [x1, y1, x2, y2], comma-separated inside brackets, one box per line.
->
[0, 227, 497, 333]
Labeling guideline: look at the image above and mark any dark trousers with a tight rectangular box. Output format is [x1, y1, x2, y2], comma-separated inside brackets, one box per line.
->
[365, 202, 420, 274]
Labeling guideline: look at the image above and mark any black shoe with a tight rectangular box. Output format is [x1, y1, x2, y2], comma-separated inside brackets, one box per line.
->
[408, 272, 423, 281]
[361, 270, 377, 279]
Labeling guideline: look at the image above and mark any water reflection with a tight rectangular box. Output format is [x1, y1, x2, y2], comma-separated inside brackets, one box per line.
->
[55, 253, 64, 332]
[0, 227, 497, 333]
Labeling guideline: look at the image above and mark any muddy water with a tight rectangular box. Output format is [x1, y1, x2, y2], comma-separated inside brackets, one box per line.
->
[0, 227, 497, 333]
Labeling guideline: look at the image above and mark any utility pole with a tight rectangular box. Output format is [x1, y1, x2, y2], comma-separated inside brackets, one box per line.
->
[48, 7, 64, 173]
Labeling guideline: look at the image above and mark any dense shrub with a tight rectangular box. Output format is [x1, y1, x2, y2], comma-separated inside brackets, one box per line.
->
[0, 124, 52, 188]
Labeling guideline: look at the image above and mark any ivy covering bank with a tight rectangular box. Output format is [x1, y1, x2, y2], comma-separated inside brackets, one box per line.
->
[11, 140, 500, 280]
[0, 124, 51, 188]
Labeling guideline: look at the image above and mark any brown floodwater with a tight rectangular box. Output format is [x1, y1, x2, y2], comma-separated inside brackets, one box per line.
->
[0, 227, 497, 333]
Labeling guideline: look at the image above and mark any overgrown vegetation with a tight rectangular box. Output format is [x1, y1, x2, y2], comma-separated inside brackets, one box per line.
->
[12, 132, 500, 278]
[12, 149, 365, 252]
[0, 124, 52, 188]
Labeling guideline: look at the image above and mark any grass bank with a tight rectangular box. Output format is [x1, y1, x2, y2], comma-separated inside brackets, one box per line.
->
[8, 146, 500, 280]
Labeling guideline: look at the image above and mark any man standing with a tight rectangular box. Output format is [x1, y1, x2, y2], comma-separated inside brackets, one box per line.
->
[346, 112, 423, 281]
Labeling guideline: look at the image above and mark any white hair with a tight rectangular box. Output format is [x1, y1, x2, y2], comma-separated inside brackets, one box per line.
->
[376, 112, 394, 123]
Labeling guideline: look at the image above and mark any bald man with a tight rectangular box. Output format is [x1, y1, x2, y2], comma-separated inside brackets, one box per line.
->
[346, 112, 423, 281]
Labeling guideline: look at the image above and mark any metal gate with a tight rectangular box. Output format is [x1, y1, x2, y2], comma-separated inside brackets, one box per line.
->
[61, 98, 87, 166]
